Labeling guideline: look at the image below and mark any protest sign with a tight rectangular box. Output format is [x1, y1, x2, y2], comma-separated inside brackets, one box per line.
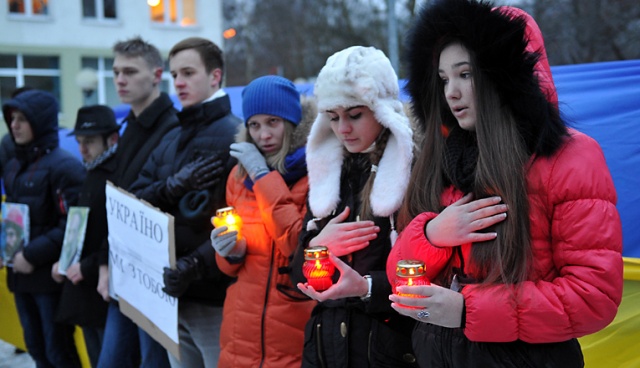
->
[58, 206, 89, 275]
[1, 203, 30, 267]
[105, 182, 178, 358]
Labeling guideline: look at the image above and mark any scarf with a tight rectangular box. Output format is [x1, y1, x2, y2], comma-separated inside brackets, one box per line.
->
[243, 146, 307, 191]
[84, 143, 118, 171]
[179, 189, 212, 221]
[443, 127, 478, 194]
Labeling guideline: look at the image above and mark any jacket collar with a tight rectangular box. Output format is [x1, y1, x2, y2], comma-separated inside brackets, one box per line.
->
[177, 94, 232, 127]
[125, 92, 176, 130]
[14, 130, 59, 163]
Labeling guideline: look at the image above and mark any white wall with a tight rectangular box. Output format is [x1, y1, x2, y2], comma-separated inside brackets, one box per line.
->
[0, 0, 223, 53]
[0, 0, 224, 128]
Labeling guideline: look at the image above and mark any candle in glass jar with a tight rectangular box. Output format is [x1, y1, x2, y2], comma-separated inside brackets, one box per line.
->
[211, 207, 243, 240]
[395, 260, 430, 308]
[302, 246, 335, 291]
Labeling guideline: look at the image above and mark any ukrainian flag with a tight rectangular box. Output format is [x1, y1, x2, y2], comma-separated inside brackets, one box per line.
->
[551, 60, 640, 368]
[579, 259, 640, 367]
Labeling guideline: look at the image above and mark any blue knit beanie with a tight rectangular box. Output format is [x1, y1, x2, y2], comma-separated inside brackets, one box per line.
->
[242, 75, 302, 126]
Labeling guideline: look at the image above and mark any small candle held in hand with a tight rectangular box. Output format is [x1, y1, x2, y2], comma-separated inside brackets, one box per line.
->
[302, 246, 335, 291]
[395, 260, 430, 309]
[211, 207, 243, 240]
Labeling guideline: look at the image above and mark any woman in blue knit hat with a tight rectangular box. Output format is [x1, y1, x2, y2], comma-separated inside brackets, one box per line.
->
[210, 75, 316, 367]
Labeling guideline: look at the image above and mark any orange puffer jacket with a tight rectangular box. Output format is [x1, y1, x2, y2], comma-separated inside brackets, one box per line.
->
[217, 166, 316, 368]
[387, 129, 623, 343]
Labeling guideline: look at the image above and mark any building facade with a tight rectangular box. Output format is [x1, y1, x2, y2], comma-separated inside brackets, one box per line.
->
[0, 0, 224, 130]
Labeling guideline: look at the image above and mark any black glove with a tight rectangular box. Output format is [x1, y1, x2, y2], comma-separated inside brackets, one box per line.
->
[162, 255, 203, 298]
[165, 155, 225, 199]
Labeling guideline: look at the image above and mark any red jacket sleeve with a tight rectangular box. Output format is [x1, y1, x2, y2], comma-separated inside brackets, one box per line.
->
[387, 212, 454, 291]
[462, 131, 623, 343]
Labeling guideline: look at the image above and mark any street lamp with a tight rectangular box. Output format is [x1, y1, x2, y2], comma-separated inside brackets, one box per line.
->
[223, 28, 237, 39]
[75, 68, 98, 104]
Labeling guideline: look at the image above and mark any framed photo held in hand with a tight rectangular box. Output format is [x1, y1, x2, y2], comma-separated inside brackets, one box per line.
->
[1, 202, 30, 266]
[58, 206, 90, 275]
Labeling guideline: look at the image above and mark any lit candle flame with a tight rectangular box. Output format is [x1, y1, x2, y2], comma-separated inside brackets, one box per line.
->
[225, 214, 236, 226]
[303, 246, 335, 291]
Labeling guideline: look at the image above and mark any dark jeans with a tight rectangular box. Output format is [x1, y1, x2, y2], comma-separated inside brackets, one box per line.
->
[167, 301, 223, 368]
[82, 326, 104, 368]
[97, 302, 170, 368]
[13, 291, 81, 368]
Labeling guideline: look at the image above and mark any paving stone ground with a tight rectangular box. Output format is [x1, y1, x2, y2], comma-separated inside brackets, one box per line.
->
[0, 339, 34, 368]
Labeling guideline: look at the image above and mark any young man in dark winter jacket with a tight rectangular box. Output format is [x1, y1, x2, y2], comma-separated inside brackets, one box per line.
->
[130, 37, 240, 367]
[1, 89, 85, 368]
[96, 36, 179, 368]
[51, 105, 120, 367]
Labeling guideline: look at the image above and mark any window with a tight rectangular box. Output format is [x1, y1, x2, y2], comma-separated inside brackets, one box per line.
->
[83, 0, 117, 20]
[8, 0, 49, 16]
[148, 0, 196, 26]
[0, 54, 60, 108]
[81, 57, 174, 107]
[80, 57, 112, 106]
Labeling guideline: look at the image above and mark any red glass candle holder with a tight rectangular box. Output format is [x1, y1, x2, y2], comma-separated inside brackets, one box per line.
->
[211, 206, 243, 240]
[302, 246, 335, 291]
[395, 260, 430, 309]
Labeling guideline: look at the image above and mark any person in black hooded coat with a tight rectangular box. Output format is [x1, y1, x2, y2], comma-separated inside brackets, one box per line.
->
[387, 1, 622, 367]
[2, 89, 85, 367]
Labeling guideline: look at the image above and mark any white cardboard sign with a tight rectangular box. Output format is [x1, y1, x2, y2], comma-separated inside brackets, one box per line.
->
[105, 182, 179, 357]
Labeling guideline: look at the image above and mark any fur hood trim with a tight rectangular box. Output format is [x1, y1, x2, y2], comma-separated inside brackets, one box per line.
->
[307, 46, 413, 218]
[405, 0, 566, 156]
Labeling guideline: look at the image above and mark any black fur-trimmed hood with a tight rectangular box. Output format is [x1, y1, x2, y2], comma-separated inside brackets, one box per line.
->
[404, 0, 566, 156]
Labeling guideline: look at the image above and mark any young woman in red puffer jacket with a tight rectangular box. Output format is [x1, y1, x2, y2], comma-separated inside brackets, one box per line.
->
[386, 1, 623, 367]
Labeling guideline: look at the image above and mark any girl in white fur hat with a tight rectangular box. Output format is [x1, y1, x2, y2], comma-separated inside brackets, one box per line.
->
[291, 46, 418, 367]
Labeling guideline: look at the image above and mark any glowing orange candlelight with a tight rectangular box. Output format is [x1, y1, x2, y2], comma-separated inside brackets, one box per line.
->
[302, 246, 335, 291]
[212, 207, 243, 240]
[395, 260, 430, 308]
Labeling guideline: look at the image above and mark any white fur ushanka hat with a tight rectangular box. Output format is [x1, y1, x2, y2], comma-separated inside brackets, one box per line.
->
[306, 46, 413, 218]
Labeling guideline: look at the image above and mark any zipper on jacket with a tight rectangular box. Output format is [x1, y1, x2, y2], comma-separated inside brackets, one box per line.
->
[367, 328, 373, 364]
[315, 322, 326, 368]
[258, 241, 276, 368]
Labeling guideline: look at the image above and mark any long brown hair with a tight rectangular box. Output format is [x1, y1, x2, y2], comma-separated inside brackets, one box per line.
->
[359, 128, 391, 221]
[399, 42, 532, 285]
